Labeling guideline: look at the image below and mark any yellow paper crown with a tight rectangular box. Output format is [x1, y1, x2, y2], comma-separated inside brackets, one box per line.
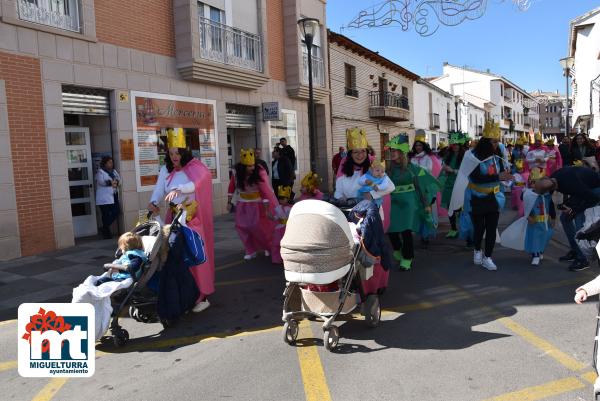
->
[516, 136, 527, 146]
[301, 172, 321, 192]
[167, 128, 186, 148]
[545, 137, 555, 146]
[240, 148, 255, 166]
[414, 131, 427, 144]
[346, 128, 368, 150]
[529, 167, 546, 181]
[371, 159, 386, 170]
[277, 185, 292, 199]
[534, 132, 543, 141]
[482, 121, 501, 140]
[438, 141, 448, 149]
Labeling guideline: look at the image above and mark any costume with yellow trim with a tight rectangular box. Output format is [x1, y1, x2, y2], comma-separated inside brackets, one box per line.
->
[228, 149, 283, 261]
[510, 158, 527, 217]
[526, 131, 548, 171]
[298, 172, 324, 201]
[150, 127, 215, 300]
[544, 137, 563, 175]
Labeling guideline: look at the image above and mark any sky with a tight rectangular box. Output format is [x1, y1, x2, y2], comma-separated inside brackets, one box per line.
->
[325, 0, 600, 94]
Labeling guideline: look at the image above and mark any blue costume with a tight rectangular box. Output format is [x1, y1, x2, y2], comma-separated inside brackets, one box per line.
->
[96, 249, 147, 286]
[524, 193, 555, 255]
[357, 173, 387, 208]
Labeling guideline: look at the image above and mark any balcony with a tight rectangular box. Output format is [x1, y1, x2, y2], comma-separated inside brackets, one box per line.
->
[429, 113, 440, 129]
[199, 18, 263, 73]
[301, 53, 325, 88]
[17, 0, 80, 32]
[368, 91, 409, 121]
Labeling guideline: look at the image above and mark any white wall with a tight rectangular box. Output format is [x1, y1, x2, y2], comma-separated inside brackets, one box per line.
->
[413, 81, 453, 146]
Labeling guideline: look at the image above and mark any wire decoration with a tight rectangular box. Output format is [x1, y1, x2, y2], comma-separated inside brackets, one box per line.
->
[343, 0, 534, 37]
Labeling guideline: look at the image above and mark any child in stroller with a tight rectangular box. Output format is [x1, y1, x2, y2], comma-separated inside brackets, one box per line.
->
[96, 232, 148, 286]
[280, 199, 391, 351]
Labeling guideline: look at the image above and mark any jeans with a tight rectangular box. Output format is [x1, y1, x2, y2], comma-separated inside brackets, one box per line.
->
[560, 211, 586, 262]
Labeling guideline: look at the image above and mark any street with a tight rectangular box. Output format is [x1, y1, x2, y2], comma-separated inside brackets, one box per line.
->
[1, 213, 599, 401]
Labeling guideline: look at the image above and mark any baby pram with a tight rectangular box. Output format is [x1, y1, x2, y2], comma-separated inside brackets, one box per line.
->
[280, 200, 388, 351]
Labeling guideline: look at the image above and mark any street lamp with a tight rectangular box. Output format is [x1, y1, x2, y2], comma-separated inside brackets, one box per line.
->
[298, 17, 320, 173]
[454, 96, 459, 132]
[559, 56, 574, 138]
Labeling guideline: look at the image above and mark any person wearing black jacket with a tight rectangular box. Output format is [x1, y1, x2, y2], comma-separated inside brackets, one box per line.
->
[271, 147, 293, 190]
[558, 136, 571, 166]
[570, 134, 595, 166]
[537, 167, 600, 271]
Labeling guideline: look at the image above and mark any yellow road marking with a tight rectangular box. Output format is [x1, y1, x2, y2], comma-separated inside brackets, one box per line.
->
[497, 317, 587, 371]
[215, 260, 244, 272]
[296, 321, 332, 401]
[581, 370, 598, 384]
[31, 378, 69, 401]
[0, 359, 17, 372]
[481, 376, 585, 401]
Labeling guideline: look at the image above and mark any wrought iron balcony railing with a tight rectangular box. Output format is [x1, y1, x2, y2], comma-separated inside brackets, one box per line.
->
[199, 17, 263, 73]
[302, 53, 325, 87]
[18, 0, 80, 32]
[369, 91, 409, 110]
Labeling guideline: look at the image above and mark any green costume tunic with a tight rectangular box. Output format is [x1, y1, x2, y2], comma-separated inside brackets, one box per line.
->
[440, 153, 459, 210]
[388, 163, 441, 233]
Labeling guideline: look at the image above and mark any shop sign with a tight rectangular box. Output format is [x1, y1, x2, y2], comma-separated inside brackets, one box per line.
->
[262, 102, 281, 121]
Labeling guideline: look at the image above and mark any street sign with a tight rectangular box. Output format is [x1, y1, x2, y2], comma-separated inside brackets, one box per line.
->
[262, 102, 280, 121]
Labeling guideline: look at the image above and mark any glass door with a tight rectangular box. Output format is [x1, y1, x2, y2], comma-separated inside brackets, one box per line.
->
[65, 126, 97, 237]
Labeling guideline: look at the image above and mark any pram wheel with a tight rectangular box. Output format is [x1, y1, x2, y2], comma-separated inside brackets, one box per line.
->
[364, 295, 381, 328]
[282, 320, 299, 344]
[323, 326, 339, 351]
[161, 318, 175, 329]
[129, 306, 140, 322]
[112, 328, 129, 347]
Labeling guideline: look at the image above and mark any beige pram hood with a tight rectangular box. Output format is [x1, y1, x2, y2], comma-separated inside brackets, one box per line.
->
[281, 200, 354, 284]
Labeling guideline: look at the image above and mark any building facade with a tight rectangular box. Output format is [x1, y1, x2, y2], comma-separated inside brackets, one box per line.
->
[568, 6, 600, 139]
[327, 30, 418, 167]
[431, 63, 539, 142]
[0, 0, 331, 259]
[413, 79, 454, 149]
[530, 90, 569, 140]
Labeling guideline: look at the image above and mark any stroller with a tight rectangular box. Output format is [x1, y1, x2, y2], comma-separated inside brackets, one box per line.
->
[280, 200, 388, 351]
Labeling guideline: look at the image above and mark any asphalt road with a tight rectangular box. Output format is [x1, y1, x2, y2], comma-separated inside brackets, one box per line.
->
[2, 219, 600, 401]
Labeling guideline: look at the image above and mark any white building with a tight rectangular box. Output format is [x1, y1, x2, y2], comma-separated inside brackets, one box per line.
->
[413, 79, 454, 149]
[431, 63, 540, 142]
[459, 100, 486, 140]
[568, 6, 600, 139]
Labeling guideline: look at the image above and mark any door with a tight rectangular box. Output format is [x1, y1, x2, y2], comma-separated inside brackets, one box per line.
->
[379, 77, 388, 106]
[65, 127, 97, 237]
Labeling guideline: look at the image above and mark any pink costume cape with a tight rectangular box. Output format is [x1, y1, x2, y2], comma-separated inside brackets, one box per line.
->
[165, 159, 214, 300]
[270, 204, 292, 264]
[431, 155, 447, 218]
[228, 167, 279, 256]
[545, 145, 563, 176]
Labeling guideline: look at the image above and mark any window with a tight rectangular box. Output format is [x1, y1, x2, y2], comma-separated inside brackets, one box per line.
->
[198, 2, 225, 52]
[401, 86, 408, 97]
[18, 0, 80, 32]
[344, 64, 358, 97]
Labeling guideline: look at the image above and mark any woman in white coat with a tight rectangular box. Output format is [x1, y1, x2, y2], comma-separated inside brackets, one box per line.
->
[95, 156, 121, 239]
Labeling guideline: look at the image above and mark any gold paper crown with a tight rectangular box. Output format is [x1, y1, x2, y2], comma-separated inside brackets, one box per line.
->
[516, 136, 527, 146]
[240, 148, 255, 166]
[167, 128, 186, 148]
[346, 128, 368, 150]
[545, 137, 555, 146]
[534, 132, 543, 141]
[301, 172, 321, 192]
[529, 167, 546, 181]
[438, 141, 448, 149]
[482, 121, 501, 140]
[277, 185, 292, 199]
[371, 159, 386, 170]
[414, 131, 427, 144]
[514, 159, 524, 171]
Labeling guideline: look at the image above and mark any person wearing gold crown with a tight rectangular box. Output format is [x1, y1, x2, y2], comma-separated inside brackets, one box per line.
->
[544, 137, 563, 175]
[385, 134, 441, 270]
[297, 171, 324, 201]
[509, 158, 527, 217]
[501, 167, 556, 266]
[511, 135, 529, 176]
[448, 121, 513, 271]
[525, 131, 549, 172]
[269, 185, 293, 264]
[227, 148, 283, 261]
[439, 132, 467, 238]
[148, 128, 214, 313]
[334, 128, 394, 218]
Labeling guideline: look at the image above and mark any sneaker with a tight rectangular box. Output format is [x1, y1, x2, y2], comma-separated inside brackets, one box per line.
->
[264, 250, 270, 257]
[399, 259, 413, 271]
[393, 250, 403, 262]
[539, 254, 544, 261]
[482, 257, 497, 271]
[568, 260, 590, 272]
[192, 300, 210, 313]
[243, 253, 257, 261]
[446, 230, 459, 239]
[559, 251, 577, 262]
[531, 257, 540, 266]
[473, 250, 483, 265]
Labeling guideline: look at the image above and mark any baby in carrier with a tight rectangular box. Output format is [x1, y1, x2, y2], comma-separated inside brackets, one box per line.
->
[96, 232, 148, 286]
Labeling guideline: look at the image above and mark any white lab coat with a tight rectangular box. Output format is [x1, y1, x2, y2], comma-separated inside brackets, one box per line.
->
[95, 168, 121, 206]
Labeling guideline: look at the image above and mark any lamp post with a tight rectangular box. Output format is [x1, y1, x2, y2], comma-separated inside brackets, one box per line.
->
[298, 17, 320, 173]
[454, 96, 459, 132]
[559, 56, 574, 138]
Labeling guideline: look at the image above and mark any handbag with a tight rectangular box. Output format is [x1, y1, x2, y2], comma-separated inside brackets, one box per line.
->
[180, 225, 207, 268]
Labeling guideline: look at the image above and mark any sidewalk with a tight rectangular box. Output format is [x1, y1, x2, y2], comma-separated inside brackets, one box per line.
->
[0, 213, 243, 320]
